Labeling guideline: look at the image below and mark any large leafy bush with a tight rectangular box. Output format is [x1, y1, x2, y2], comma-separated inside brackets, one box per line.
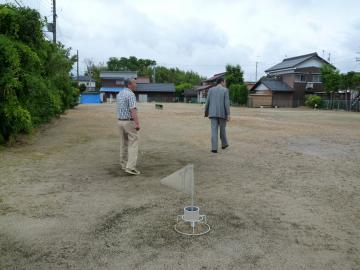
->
[0, 4, 79, 143]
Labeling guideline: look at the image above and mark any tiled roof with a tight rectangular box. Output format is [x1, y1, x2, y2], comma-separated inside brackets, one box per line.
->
[265, 52, 329, 73]
[100, 87, 124, 93]
[74, 75, 95, 82]
[136, 83, 175, 93]
[251, 79, 293, 92]
[204, 72, 226, 82]
[195, 85, 212, 91]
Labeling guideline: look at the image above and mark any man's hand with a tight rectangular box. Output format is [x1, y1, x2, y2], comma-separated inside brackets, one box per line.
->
[226, 116, 230, 122]
[130, 107, 140, 131]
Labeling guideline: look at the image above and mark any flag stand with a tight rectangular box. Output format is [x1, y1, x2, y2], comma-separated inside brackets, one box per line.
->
[161, 164, 210, 236]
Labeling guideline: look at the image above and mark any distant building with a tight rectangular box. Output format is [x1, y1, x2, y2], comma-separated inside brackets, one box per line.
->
[80, 92, 101, 104]
[195, 72, 255, 103]
[249, 52, 332, 107]
[99, 71, 175, 103]
[74, 75, 96, 91]
[100, 71, 137, 102]
[136, 83, 175, 102]
[183, 88, 198, 103]
[195, 72, 226, 103]
[136, 77, 151, 84]
[245, 81, 256, 90]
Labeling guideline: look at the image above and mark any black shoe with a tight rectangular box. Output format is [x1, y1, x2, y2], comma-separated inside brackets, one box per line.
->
[211, 150, 218, 153]
[222, 145, 229, 150]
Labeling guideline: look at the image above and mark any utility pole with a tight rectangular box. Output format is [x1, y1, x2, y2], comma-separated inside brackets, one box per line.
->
[153, 64, 156, 83]
[77, 50, 79, 81]
[52, 0, 57, 44]
[255, 61, 258, 82]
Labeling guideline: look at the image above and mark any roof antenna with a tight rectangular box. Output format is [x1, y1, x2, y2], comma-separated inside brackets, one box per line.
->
[160, 164, 210, 236]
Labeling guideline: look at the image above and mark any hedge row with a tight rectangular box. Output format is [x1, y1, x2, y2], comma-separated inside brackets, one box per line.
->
[0, 4, 79, 144]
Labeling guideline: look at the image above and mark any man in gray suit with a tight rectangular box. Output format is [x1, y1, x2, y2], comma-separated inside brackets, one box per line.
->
[204, 77, 230, 153]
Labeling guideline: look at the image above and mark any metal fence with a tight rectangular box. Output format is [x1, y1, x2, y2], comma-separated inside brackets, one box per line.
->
[247, 98, 360, 112]
[322, 99, 360, 111]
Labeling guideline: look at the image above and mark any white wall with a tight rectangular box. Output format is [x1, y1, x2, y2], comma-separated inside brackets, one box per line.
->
[254, 83, 269, 91]
[297, 58, 324, 68]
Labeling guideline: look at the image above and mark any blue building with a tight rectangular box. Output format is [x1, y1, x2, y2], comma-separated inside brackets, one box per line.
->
[80, 92, 101, 104]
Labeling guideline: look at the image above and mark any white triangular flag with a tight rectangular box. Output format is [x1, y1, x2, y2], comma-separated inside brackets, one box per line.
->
[160, 164, 194, 196]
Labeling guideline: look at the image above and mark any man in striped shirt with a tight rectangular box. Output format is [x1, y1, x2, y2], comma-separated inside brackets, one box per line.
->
[116, 79, 141, 175]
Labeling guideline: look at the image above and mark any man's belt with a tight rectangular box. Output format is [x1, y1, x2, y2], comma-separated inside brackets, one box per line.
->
[118, 118, 134, 121]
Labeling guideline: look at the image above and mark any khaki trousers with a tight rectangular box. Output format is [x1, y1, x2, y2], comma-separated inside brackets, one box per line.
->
[118, 120, 139, 170]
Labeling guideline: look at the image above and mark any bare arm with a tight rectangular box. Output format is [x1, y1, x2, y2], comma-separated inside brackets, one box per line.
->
[130, 108, 140, 130]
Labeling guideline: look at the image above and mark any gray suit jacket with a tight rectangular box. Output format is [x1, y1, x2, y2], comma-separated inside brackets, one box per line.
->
[204, 85, 230, 119]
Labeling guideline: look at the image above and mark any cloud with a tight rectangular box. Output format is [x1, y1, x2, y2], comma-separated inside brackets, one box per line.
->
[53, 0, 360, 79]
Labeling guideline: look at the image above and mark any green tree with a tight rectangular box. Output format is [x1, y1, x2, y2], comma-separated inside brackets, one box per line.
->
[305, 95, 324, 108]
[321, 64, 341, 108]
[85, 63, 106, 90]
[225, 64, 247, 104]
[229, 84, 248, 105]
[229, 84, 240, 104]
[79, 83, 86, 93]
[106, 56, 156, 78]
[225, 64, 244, 89]
[239, 84, 248, 105]
[175, 82, 193, 100]
[341, 71, 360, 92]
[154, 66, 204, 85]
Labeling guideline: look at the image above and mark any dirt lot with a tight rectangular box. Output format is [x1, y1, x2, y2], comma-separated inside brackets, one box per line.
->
[0, 103, 359, 270]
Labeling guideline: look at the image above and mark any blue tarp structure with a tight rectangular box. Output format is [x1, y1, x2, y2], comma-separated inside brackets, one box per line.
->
[100, 87, 124, 93]
[80, 92, 101, 104]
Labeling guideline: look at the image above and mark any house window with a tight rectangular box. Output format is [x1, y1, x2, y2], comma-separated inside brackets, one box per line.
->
[115, 80, 123, 85]
[312, 75, 321, 82]
[295, 74, 306, 82]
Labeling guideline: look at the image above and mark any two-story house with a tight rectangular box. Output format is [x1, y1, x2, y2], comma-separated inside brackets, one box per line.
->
[196, 72, 226, 103]
[74, 75, 96, 91]
[249, 52, 332, 107]
[100, 71, 137, 102]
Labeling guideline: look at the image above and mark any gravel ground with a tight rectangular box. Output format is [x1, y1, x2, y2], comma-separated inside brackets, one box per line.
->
[0, 103, 359, 270]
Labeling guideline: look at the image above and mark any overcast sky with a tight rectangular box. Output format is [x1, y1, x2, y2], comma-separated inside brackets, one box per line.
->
[10, 0, 360, 80]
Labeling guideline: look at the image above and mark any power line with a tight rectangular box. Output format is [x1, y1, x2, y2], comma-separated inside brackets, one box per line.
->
[14, 0, 22, 6]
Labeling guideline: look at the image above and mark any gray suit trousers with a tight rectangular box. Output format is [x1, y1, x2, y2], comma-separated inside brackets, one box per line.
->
[210, 117, 228, 151]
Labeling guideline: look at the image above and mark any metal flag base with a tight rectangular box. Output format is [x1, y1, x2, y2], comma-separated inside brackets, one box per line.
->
[174, 206, 210, 236]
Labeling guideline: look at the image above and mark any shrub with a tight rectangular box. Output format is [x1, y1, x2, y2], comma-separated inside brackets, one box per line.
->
[229, 84, 248, 105]
[79, 83, 86, 93]
[1, 99, 32, 139]
[305, 95, 324, 108]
